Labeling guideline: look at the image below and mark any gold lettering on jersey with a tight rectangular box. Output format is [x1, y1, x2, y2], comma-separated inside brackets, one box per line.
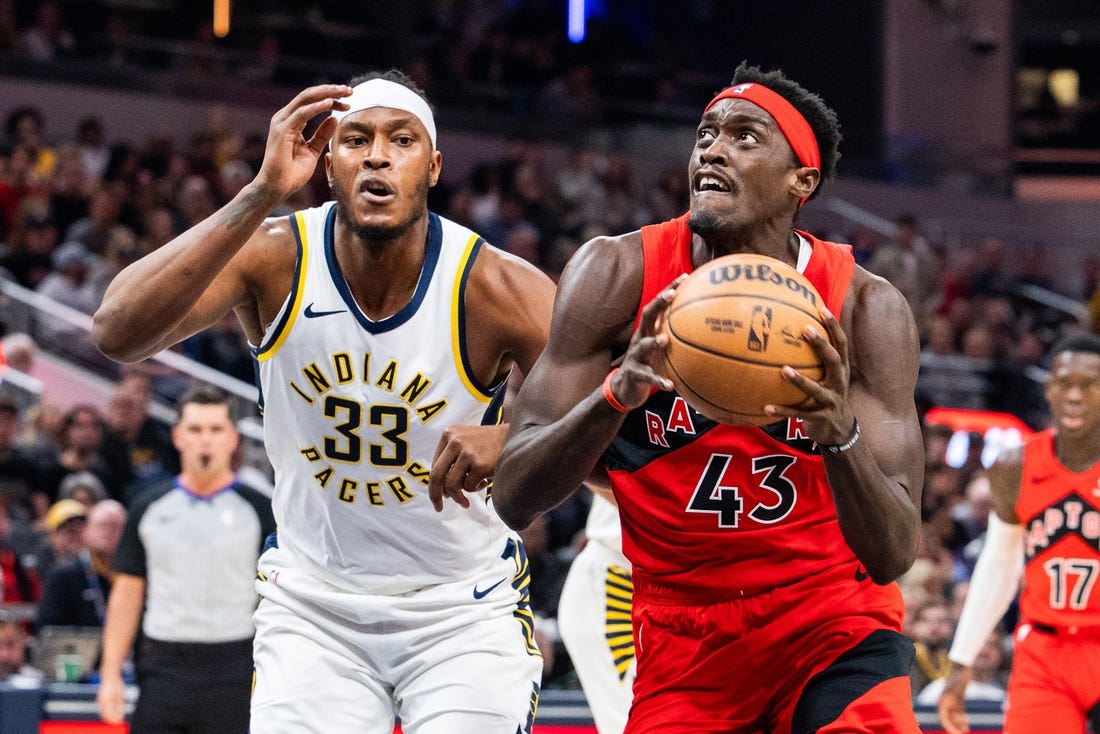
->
[416, 400, 447, 423]
[376, 360, 397, 390]
[289, 353, 451, 420]
[338, 478, 357, 503]
[364, 481, 384, 506]
[291, 381, 315, 404]
[333, 352, 354, 384]
[301, 447, 321, 461]
[400, 373, 431, 404]
[303, 362, 332, 394]
[388, 476, 413, 502]
[407, 462, 430, 486]
[315, 466, 334, 488]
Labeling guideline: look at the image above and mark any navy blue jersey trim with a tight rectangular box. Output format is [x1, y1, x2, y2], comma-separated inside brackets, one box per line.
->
[456, 237, 498, 397]
[480, 378, 509, 426]
[326, 209, 443, 334]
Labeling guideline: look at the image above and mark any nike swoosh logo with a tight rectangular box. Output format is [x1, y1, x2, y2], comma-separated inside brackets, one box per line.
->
[854, 566, 871, 582]
[303, 303, 347, 318]
[473, 577, 507, 599]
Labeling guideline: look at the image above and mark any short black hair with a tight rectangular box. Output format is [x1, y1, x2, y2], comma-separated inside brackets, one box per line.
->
[346, 69, 435, 117]
[1050, 332, 1100, 360]
[175, 385, 235, 421]
[729, 62, 841, 202]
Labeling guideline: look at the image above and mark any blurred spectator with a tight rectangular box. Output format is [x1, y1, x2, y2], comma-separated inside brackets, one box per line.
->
[967, 236, 1012, 299]
[64, 188, 123, 256]
[37, 499, 126, 628]
[0, 609, 43, 687]
[48, 145, 91, 237]
[3, 106, 56, 185]
[75, 117, 111, 183]
[34, 241, 109, 367]
[646, 165, 689, 226]
[952, 472, 993, 547]
[38, 405, 132, 505]
[849, 226, 880, 268]
[868, 214, 941, 329]
[58, 471, 108, 508]
[916, 631, 1007, 705]
[102, 374, 178, 497]
[1, 332, 37, 375]
[34, 497, 88, 581]
[0, 496, 42, 616]
[181, 311, 254, 385]
[909, 598, 956, 695]
[0, 211, 58, 289]
[0, 396, 43, 517]
[18, 0, 75, 60]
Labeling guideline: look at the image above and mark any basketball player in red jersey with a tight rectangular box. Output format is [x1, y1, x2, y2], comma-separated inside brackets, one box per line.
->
[494, 62, 924, 733]
[939, 333, 1100, 733]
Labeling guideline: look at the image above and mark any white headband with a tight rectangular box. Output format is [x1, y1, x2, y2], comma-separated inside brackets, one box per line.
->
[330, 78, 437, 150]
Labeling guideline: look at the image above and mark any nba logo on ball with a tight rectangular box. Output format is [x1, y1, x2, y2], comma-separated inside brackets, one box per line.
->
[661, 254, 830, 426]
[747, 305, 771, 352]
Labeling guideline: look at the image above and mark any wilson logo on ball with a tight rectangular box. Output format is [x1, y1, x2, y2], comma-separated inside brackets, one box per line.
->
[708, 262, 820, 309]
[661, 253, 831, 426]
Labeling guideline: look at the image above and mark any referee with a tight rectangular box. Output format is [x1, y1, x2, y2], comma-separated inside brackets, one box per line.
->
[96, 386, 275, 732]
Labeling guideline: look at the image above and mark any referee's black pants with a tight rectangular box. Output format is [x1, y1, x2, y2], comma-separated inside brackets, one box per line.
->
[130, 636, 253, 734]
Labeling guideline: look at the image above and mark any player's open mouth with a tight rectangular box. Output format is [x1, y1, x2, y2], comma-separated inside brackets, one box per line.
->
[693, 171, 733, 194]
[359, 178, 395, 201]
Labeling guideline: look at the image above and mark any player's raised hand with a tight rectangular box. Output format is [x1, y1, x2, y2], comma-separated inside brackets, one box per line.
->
[612, 275, 686, 410]
[429, 423, 507, 511]
[254, 84, 352, 200]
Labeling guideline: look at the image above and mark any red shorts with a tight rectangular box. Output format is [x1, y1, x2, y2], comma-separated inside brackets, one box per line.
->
[625, 572, 919, 734]
[1004, 622, 1100, 734]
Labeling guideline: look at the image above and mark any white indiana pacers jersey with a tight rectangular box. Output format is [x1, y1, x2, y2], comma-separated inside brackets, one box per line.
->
[254, 202, 516, 595]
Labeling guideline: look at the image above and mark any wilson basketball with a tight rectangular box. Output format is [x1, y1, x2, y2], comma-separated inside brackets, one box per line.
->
[660, 253, 830, 426]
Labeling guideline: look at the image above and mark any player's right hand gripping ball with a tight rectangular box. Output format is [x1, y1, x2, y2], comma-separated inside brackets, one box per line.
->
[660, 253, 830, 426]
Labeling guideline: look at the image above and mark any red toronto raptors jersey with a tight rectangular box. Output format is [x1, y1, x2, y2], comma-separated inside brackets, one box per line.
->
[604, 215, 901, 622]
[1016, 430, 1100, 628]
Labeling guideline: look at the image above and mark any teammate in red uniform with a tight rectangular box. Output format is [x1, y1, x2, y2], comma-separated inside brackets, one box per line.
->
[494, 63, 924, 733]
[938, 333, 1100, 734]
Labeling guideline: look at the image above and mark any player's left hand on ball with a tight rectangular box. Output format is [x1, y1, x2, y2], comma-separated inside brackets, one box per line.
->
[767, 307, 854, 445]
[428, 424, 507, 511]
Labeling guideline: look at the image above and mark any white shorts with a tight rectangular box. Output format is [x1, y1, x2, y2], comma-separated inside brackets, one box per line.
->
[250, 544, 543, 734]
[557, 540, 635, 734]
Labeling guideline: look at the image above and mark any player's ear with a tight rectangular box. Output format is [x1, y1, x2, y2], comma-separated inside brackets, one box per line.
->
[791, 166, 819, 201]
[324, 152, 334, 188]
[429, 150, 442, 187]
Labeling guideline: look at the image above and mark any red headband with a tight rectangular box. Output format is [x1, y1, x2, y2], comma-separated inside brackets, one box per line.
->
[705, 82, 821, 173]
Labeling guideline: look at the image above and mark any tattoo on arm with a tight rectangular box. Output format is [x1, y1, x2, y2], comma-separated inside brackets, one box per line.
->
[219, 185, 273, 230]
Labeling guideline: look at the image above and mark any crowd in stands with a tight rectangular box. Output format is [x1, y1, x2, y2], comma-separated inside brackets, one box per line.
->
[3, 52, 1100, 713]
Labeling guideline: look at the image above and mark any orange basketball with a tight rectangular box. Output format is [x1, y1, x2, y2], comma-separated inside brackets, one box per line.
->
[660, 253, 830, 426]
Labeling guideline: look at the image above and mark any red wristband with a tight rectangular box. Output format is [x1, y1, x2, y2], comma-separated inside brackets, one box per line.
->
[602, 368, 631, 413]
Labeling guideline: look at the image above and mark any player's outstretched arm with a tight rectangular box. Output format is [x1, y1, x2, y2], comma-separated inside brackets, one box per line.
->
[494, 233, 672, 530]
[93, 84, 351, 363]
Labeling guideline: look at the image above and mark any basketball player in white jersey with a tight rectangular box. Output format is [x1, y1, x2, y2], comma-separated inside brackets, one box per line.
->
[92, 70, 555, 733]
[557, 485, 635, 734]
